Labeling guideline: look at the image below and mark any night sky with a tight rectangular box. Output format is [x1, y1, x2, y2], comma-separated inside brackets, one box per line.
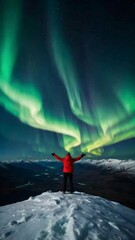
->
[0, 0, 135, 160]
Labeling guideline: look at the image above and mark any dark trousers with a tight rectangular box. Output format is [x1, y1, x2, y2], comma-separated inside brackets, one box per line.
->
[63, 172, 74, 193]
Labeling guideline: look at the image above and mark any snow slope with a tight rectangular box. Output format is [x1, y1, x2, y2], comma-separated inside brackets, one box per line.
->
[0, 192, 135, 240]
[79, 159, 135, 175]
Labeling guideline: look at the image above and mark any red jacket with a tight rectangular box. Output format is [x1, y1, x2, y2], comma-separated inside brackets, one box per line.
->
[53, 154, 82, 173]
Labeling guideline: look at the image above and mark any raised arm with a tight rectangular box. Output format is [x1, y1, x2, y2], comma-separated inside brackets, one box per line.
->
[73, 153, 86, 162]
[52, 153, 63, 162]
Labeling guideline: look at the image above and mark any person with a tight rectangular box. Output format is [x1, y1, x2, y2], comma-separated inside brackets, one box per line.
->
[52, 152, 86, 193]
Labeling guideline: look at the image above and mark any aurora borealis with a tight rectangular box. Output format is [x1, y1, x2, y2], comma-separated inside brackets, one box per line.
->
[0, 0, 135, 160]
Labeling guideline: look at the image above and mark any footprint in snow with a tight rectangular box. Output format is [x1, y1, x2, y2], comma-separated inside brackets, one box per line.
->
[17, 214, 33, 224]
[25, 215, 33, 222]
[52, 216, 67, 235]
[55, 199, 60, 204]
[2, 230, 14, 239]
[9, 220, 17, 226]
[37, 230, 48, 240]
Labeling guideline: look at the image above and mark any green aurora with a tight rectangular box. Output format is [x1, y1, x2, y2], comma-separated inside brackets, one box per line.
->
[0, 0, 135, 160]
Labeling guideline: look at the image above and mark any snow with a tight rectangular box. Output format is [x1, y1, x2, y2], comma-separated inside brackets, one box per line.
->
[1, 158, 135, 178]
[1, 158, 135, 175]
[0, 192, 135, 240]
[79, 159, 135, 175]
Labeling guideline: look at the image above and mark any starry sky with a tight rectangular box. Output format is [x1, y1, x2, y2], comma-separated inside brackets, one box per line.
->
[0, 0, 135, 160]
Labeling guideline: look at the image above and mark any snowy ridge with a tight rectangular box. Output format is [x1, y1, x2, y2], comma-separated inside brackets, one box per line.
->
[1, 158, 135, 174]
[1, 158, 135, 176]
[79, 159, 135, 175]
[0, 192, 135, 240]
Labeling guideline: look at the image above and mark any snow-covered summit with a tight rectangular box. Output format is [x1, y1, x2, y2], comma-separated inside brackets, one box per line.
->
[0, 191, 135, 240]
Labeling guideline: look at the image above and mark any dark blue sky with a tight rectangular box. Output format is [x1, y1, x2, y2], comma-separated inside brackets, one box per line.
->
[0, 0, 135, 160]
